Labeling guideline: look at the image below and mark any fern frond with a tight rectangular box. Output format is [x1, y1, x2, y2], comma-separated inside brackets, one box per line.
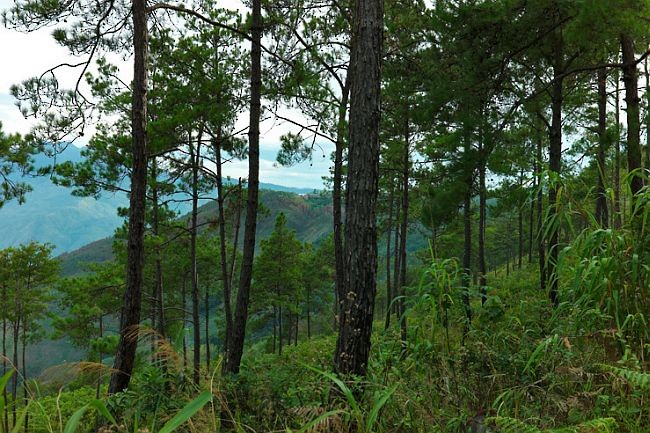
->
[546, 417, 616, 433]
[486, 416, 541, 433]
[598, 364, 650, 389]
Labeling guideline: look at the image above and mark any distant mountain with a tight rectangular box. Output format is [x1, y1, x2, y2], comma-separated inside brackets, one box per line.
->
[0, 145, 322, 255]
[59, 188, 335, 275]
[0, 145, 127, 254]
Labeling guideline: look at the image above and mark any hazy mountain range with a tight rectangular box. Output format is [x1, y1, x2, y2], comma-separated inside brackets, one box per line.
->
[1, 145, 318, 255]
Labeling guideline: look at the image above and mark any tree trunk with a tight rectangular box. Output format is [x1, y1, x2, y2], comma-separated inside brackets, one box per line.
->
[478, 137, 487, 304]
[205, 283, 210, 369]
[272, 305, 277, 354]
[307, 287, 311, 339]
[398, 121, 409, 347]
[528, 160, 535, 264]
[229, 179, 242, 291]
[596, 68, 609, 228]
[536, 124, 546, 293]
[2, 286, 8, 433]
[21, 327, 27, 433]
[151, 158, 165, 341]
[12, 319, 18, 426]
[547, 54, 563, 308]
[518, 170, 524, 270]
[223, 0, 262, 375]
[109, 0, 148, 394]
[182, 276, 187, 367]
[215, 132, 233, 360]
[190, 136, 201, 385]
[392, 189, 401, 316]
[645, 57, 650, 171]
[614, 66, 622, 228]
[620, 34, 644, 204]
[278, 305, 283, 356]
[294, 306, 298, 346]
[334, 76, 351, 323]
[334, 0, 383, 378]
[384, 182, 394, 330]
[97, 315, 103, 399]
[462, 127, 473, 332]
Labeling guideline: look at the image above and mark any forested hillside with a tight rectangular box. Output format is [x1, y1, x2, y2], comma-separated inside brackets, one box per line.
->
[0, 0, 649, 433]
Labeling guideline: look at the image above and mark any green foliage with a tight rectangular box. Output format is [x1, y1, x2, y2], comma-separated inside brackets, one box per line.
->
[0, 122, 36, 208]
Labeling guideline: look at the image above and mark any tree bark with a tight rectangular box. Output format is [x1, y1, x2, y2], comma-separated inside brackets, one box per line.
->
[223, 0, 262, 374]
[536, 125, 545, 293]
[384, 182, 394, 330]
[229, 180, 242, 291]
[109, 0, 148, 394]
[461, 127, 473, 332]
[398, 121, 409, 347]
[334, 77, 351, 322]
[596, 68, 609, 228]
[205, 283, 210, 369]
[151, 158, 165, 338]
[614, 67, 622, 228]
[190, 136, 201, 385]
[334, 0, 383, 378]
[547, 50, 563, 308]
[2, 285, 8, 433]
[392, 201, 400, 316]
[214, 132, 233, 363]
[478, 136, 487, 304]
[21, 327, 27, 433]
[645, 57, 650, 171]
[518, 169, 524, 270]
[620, 34, 644, 204]
[182, 276, 187, 367]
[278, 305, 283, 356]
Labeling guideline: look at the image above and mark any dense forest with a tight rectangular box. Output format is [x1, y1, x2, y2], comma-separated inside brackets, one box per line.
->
[0, 0, 649, 432]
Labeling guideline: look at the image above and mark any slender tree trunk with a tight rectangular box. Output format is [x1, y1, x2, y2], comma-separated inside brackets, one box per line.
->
[109, 0, 148, 394]
[205, 284, 210, 370]
[21, 328, 26, 433]
[294, 306, 298, 346]
[392, 191, 401, 316]
[223, 0, 262, 375]
[190, 136, 201, 385]
[333, 76, 351, 323]
[614, 67, 622, 228]
[182, 276, 187, 367]
[384, 182, 394, 330]
[334, 0, 383, 378]
[278, 305, 283, 356]
[645, 57, 650, 171]
[518, 170, 524, 270]
[151, 159, 165, 340]
[461, 127, 473, 332]
[272, 305, 277, 354]
[398, 122, 409, 347]
[547, 54, 563, 308]
[307, 287, 311, 339]
[478, 137, 487, 304]
[528, 161, 535, 264]
[229, 180, 242, 292]
[2, 286, 7, 433]
[12, 319, 18, 426]
[97, 315, 103, 399]
[596, 68, 609, 227]
[620, 34, 644, 205]
[215, 133, 233, 360]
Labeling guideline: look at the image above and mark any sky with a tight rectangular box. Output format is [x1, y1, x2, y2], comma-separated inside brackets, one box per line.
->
[0, 0, 332, 190]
